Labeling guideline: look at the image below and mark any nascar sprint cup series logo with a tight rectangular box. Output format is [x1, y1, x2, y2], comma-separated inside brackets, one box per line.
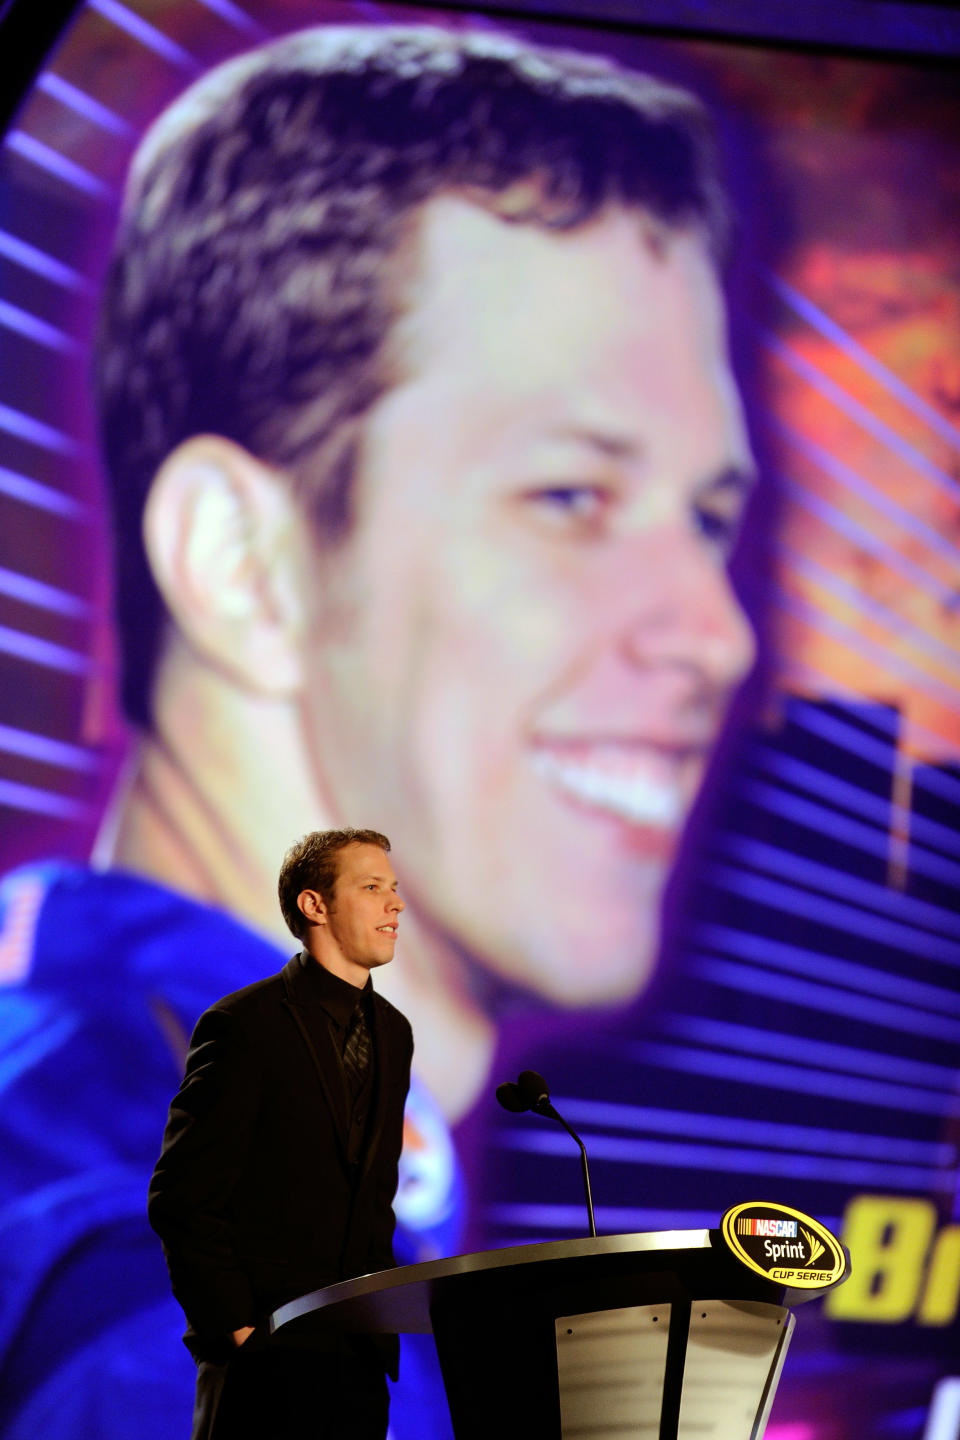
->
[720, 1202, 847, 1289]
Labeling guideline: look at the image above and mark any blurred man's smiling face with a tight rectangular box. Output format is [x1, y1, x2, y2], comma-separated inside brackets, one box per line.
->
[298, 196, 756, 1007]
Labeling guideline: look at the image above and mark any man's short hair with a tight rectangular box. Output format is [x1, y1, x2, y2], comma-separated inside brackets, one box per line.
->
[95, 23, 731, 728]
[278, 827, 391, 940]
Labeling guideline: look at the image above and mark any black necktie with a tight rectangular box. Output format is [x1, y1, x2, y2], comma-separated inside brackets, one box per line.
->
[342, 1001, 372, 1100]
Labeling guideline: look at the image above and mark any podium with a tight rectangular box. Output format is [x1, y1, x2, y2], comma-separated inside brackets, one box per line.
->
[270, 1218, 846, 1439]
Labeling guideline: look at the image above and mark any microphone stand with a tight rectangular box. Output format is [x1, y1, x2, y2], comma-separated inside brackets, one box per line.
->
[537, 1101, 597, 1239]
[497, 1073, 598, 1240]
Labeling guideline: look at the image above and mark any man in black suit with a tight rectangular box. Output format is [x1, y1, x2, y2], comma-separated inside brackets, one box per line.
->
[148, 828, 411, 1440]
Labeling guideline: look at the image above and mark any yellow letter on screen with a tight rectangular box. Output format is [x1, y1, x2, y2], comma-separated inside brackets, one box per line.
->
[918, 1226, 960, 1327]
[825, 1195, 936, 1323]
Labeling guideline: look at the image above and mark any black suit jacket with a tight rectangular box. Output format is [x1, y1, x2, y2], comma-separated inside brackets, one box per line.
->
[148, 954, 412, 1374]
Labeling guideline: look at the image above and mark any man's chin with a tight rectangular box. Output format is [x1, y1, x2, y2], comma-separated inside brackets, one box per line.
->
[475, 937, 659, 1018]
[540, 964, 657, 1013]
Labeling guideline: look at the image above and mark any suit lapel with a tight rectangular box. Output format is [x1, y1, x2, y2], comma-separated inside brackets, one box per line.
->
[280, 956, 350, 1160]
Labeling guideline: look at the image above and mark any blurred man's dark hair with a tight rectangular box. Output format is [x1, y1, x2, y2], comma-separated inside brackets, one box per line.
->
[278, 827, 392, 940]
[95, 24, 731, 728]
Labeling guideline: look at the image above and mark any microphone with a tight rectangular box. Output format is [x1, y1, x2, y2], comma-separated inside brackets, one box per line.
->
[494, 1080, 528, 1114]
[495, 1071, 553, 1115]
[496, 1070, 597, 1238]
[517, 1070, 551, 1113]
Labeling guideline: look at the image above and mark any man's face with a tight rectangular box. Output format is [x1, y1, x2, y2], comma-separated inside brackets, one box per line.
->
[317, 843, 405, 974]
[298, 198, 756, 1007]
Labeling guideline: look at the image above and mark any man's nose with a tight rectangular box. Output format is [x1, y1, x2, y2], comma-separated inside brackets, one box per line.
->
[619, 531, 756, 692]
[389, 893, 405, 913]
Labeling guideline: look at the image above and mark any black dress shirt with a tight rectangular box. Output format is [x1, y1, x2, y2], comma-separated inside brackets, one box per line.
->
[297, 953, 376, 1167]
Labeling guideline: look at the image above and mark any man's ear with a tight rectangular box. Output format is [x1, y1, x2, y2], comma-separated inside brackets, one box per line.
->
[143, 434, 306, 695]
[297, 889, 328, 927]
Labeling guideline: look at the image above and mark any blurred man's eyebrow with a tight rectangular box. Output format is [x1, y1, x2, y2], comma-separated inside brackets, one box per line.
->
[358, 874, 398, 885]
[544, 426, 639, 460]
[540, 430, 759, 494]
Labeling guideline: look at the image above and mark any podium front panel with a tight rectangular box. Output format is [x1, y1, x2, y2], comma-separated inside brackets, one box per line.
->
[677, 1301, 794, 1440]
[555, 1304, 671, 1438]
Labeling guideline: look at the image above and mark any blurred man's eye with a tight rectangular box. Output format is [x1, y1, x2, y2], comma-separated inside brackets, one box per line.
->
[694, 501, 744, 556]
[522, 484, 610, 530]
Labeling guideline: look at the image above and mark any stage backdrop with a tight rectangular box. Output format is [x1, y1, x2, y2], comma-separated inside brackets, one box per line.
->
[0, 3, 958, 1439]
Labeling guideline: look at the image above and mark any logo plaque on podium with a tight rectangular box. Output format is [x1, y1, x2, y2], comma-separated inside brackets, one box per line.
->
[720, 1200, 848, 1289]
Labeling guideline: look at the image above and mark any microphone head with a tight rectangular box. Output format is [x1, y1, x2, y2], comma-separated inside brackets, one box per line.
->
[517, 1070, 550, 1110]
[495, 1081, 528, 1114]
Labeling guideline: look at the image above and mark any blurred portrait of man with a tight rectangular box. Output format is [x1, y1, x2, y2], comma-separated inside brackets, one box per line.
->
[0, 21, 756, 1440]
[95, 22, 756, 1117]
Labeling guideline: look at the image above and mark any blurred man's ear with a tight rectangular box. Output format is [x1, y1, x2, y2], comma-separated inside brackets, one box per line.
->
[143, 435, 305, 695]
[297, 888, 327, 926]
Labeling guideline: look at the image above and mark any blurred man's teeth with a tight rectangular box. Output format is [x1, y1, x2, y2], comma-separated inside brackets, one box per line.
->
[531, 750, 682, 826]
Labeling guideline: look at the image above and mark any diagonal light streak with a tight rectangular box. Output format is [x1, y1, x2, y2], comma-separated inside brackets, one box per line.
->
[695, 920, 960, 1018]
[662, 1013, 959, 1091]
[771, 417, 960, 570]
[86, 0, 201, 72]
[0, 723, 99, 771]
[0, 566, 90, 617]
[765, 273, 960, 453]
[0, 777, 94, 820]
[632, 1042, 960, 1120]
[500, 1123, 948, 1185]
[691, 955, 960, 1045]
[766, 690, 901, 771]
[36, 73, 134, 136]
[707, 853, 960, 961]
[779, 474, 955, 609]
[749, 745, 960, 859]
[0, 299, 81, 354]
[761, 329, 960, 503]
[0, 402, 84, 456]
[776, 588, 960, 717]
[737, 776, 960, 889]
[550, 1094, 949, 1164]
[0, 623, 91, 674]
[770, 678, 960, 807]
[0, 465, 88, 517]
[0, 409, 85, 467]
[780, 544, 959, 680]
[191, 0, 269, 39]
[717, 831, 960, 940]
[0, 230, 89, 291]
[4, 132, 113, 200]
[890, 754, 960, 806]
